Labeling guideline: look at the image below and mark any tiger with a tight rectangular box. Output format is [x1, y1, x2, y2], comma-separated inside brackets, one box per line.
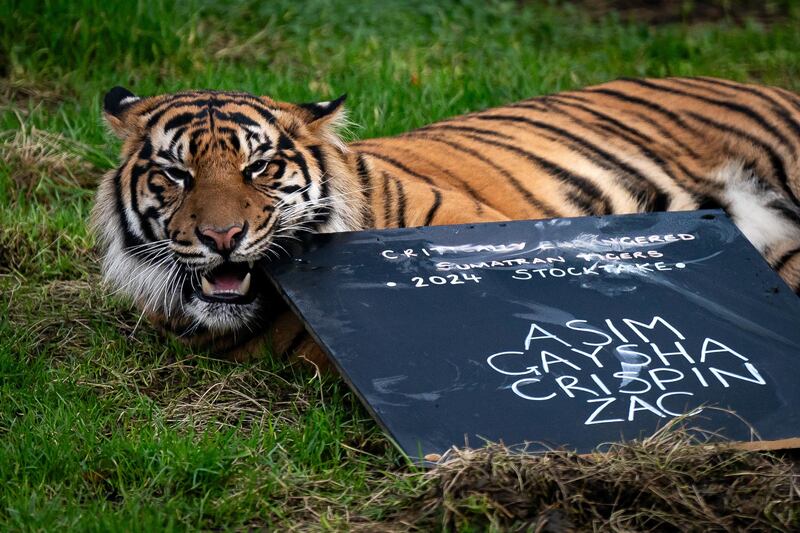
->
[92, 77, 800, 367]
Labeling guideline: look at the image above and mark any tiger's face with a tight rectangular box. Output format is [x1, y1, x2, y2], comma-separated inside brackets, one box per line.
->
[92, 87, 361, 341]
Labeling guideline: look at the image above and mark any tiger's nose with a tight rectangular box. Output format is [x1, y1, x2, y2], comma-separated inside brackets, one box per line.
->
[197, 223, 247, 253]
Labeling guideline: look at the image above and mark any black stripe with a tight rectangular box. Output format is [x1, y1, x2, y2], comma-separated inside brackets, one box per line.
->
[772, 87, 800, 115]
[138, 138, 153, 160]
[145, 99, 211, 128]
[277, 133, 295, 151]
[618, 78, 797, 157]
[113, 169, 142, 249]
[306, 145, 327, 175]
[460, 132, 613, 215]
[473, 114, 667, 210]
[167, 126, 187, 154]
[229, 133, 241, 151]
[263, 160, 287, 184]
[163, 112, 198, 132]
[667, 77, 735, 98]
[356, 154, 375, 228]
[684, 110, 794, 202]
[356, 150, 435, 185]
[590, 86, 697, 124]
[282, 150, 311, 204]
[214, 110, 260, 127]
[306, 145, 331, 225]
[423, 189, 442, 226]
[563, 91, 705, 162]
[253, 141, 272, 155]
[145, 95, 276, 130]
[394, 178, 407, 227]
[382, 171, 393, 227]
[774, 246, 800, 271]
[202, 92, 277, 117]
[250, 214, 278, 242]
[356, 146, 486, 211]
[675, 77, 800, 146]
[512, 98, 550, 112]
[545, 95, 705, 196]
[128, 142, 157, 241]
[696, 195, 726, 211]
[767, 199, 800, 227]
[545, 97, 676, 170]
[283, 329, 308, 357]
[207, 98, 217, 131]
[240, 102, 277, 126]
[543, 96, 658, 145]
[405, 123, 515, 141]
[397, 134, 559, 218]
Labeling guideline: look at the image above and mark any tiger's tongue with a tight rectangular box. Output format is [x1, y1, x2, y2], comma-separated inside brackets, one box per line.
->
[201, 271, 252, 296]
[213, 273, 247, 292]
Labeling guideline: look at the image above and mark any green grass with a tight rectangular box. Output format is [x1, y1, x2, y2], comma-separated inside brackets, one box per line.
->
[2, 0, 800, 529]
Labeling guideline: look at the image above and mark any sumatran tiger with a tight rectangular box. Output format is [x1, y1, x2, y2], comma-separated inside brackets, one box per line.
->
[92, 77, 800, 367]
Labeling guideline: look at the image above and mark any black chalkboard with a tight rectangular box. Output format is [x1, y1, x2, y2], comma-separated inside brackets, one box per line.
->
[266, 210, 800, 461]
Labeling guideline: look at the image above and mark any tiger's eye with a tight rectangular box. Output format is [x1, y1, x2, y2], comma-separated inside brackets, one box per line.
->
[246, 160, 269, 177]
[164, 167, 192, 184]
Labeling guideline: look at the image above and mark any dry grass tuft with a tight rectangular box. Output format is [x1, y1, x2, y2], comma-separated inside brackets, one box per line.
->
[394, 421, 800, 531]
[5, 277, 130, 355]
[160, 361, 311, 433]
[0, 77, 65, 109]
[0, 224, 94, 277]
[0, 123, 102, 197]
[8, 273, 315, 436]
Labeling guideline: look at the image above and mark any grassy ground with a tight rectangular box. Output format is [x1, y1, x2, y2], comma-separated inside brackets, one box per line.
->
[2, 0, 800, 530]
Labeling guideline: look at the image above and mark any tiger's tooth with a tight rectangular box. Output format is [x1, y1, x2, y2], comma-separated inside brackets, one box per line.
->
[238, 272, 251, 295]
[247, 260, 254, 269]
[201, 275, 214, 296]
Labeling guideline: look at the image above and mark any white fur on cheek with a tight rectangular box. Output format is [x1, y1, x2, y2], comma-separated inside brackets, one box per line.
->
[97, 221, 184, 318]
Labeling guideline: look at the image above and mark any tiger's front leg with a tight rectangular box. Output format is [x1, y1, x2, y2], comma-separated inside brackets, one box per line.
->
[225, 309, 330, 372]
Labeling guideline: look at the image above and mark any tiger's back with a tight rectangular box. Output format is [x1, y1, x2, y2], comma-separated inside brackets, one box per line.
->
[353, 77, 800, 291]
[94, 76, 800, 363]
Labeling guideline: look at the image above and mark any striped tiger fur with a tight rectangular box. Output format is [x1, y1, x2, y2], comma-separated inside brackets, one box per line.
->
[92, 77, 800, 365]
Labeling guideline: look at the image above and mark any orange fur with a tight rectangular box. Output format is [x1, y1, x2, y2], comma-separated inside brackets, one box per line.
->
[94, 77, 800, 363]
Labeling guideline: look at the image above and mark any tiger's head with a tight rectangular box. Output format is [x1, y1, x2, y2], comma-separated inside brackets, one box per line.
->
[92, 87, 362, 346]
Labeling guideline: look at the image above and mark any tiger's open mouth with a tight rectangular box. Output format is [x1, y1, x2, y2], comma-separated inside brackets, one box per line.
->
[197, 261, 259, 305]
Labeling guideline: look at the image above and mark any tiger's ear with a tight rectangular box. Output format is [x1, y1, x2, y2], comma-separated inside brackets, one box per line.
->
[295, 94, 347, 127]
[278, 94, 348, 150]
[103, 86, 142, 139]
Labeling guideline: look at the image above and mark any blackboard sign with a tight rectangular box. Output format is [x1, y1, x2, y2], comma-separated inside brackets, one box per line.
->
[266, 210, 800, 461]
